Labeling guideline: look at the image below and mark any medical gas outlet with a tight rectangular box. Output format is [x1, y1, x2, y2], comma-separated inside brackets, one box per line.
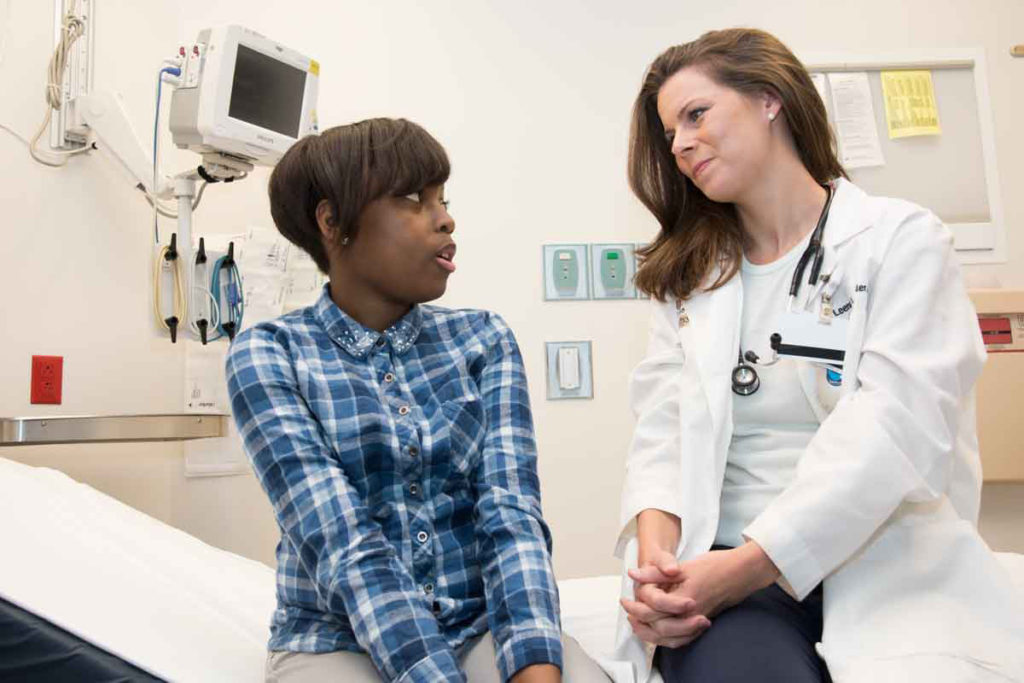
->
[543, 243, 642, 300]
[590, 243, 638, 299]
[543, 244, 589, 300]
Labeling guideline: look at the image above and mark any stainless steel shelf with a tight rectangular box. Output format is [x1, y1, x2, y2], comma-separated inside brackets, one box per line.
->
[0, 414, 229, 446]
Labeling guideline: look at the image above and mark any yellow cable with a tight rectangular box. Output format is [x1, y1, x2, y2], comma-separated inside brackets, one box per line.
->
[153, 245, 187, 333]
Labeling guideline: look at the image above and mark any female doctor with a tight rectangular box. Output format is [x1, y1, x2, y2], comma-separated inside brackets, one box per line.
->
[611, 28, 1024, 683]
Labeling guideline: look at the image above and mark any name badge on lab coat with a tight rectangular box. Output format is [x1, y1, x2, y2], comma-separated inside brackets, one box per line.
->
[773, 308, 849, 367]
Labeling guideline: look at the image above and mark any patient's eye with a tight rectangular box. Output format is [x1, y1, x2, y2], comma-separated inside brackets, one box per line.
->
[402, 192, 422, 204]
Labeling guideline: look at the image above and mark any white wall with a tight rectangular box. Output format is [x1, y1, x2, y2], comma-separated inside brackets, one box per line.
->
[1, 0, 1021, 579]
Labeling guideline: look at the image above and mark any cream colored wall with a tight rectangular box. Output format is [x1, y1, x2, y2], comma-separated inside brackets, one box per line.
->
[1, 1, 1021, 578]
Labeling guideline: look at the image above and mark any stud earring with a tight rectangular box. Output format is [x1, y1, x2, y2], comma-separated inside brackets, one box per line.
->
[341, 236, 350, 246]
[768, 111, 777, 121]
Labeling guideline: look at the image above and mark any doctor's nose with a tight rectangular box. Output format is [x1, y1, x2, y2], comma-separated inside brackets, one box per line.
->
[670, 129, 695, 157]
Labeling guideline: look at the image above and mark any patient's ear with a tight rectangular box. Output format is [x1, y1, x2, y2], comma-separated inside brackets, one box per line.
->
[315, 199, 338, 240]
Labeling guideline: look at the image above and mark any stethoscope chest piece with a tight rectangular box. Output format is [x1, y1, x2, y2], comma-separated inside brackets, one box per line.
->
[731, 358, 760, 396]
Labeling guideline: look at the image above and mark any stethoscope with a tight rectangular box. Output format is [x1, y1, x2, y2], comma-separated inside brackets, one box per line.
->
[731, 181, 836, 397]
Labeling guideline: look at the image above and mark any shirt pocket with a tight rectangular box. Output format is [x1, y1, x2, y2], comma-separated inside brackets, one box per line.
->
[440, 396, 485, 482]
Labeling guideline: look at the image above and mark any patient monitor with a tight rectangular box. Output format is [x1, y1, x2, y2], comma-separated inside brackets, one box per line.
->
[169, 26, 320, 167]
[73, 25, 319, 343]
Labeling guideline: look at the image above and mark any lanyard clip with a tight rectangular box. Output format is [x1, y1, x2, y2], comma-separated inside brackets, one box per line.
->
[819, 292, 833, 323]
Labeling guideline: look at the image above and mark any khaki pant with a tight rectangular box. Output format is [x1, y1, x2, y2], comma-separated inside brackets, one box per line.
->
[265, 632, 610, 682]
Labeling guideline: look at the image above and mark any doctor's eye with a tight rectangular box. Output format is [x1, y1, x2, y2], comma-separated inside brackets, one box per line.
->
[402, 192, 422, 204]
[688, 107, 708, 123]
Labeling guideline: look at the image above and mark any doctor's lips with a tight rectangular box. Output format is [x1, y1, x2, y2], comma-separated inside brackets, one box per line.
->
[692, 158, 712, 178]
[435, 242, 457, 272]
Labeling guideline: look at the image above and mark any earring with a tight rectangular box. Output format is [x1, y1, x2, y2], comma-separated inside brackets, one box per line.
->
[341, 236, 350, 246]
[768, 111, 777, 122]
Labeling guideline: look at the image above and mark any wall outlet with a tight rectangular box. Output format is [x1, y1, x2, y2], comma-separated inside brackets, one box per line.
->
[31, 355, 63, 404]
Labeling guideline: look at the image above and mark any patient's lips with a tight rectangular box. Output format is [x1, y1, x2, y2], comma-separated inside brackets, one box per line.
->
[435, 243, 457, 273]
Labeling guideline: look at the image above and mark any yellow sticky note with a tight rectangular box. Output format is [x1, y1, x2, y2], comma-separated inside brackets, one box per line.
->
[309, 59, 320, 76]
[880, 70, 941, 138]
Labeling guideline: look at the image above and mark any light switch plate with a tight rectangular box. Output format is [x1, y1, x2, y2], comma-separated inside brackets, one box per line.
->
[545, 341, 593, 400]
[543, 244, 590, 300]
[590, 243, 637, 299]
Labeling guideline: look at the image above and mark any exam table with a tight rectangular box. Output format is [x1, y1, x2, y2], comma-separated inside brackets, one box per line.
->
[1, 456, 1021, 681]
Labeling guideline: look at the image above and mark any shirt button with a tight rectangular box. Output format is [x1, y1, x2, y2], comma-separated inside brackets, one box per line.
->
[409, 483, 420, 496]
[408, 445, 419, 457]
[398, 405, 410, 416]
[423, 583, 434, 595]
[416, 531, 429, 544]
[383, 372, 395, 383]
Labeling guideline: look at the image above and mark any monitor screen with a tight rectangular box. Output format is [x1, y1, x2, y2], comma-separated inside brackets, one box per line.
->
[228, 44, 307, 138]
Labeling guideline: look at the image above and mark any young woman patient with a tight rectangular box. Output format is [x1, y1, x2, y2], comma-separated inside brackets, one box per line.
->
[226, 118, 608, 683]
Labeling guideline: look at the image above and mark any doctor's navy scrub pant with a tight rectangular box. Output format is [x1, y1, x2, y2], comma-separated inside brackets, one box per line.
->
[655, 580, 831, 683]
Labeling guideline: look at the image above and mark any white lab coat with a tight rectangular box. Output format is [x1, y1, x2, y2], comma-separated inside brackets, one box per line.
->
[606, 179, 1024, 682]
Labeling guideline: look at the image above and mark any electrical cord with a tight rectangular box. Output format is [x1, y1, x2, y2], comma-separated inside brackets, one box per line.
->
[189, 283, 221, 343]
[210, 254, 244, 341]
[151, 66, 182, 244]
[0, 123, 31, 148]
[28, 8, 91, 167]
[153, 241, 187, 342]
[137, 179, 209, 219]
[189, 255, 221, 344]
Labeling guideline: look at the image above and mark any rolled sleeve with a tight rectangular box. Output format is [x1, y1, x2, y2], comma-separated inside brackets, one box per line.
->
[396, 651, 463, 683]
[472, 317, 563, 680]
[495, 628, 564, 681]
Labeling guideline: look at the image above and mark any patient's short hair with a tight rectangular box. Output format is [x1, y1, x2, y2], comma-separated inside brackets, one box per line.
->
[268, 118, 451, 272]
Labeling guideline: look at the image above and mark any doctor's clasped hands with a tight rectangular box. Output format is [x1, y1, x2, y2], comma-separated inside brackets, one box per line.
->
[621, 542, 781, 649]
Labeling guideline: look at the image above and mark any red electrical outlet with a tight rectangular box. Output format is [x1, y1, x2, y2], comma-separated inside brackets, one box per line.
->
[30, 355, 63, 405]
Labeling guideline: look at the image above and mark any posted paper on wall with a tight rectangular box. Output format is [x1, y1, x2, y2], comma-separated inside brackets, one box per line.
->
[880, 70, 941, 138]
[283, 248, 326, 313]
[237, 225, 290, 327]
[184, 341, 249, 477]
[828, 72, 885, 169]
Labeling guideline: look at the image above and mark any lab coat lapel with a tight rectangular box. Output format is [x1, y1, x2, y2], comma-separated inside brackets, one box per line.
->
[683, 270, 742, 439]
[822, 178, 876, 397]
[823, 178, 875, 250]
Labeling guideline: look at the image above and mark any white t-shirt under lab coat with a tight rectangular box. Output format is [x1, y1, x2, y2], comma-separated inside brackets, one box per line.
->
[715, 230, 825, 549]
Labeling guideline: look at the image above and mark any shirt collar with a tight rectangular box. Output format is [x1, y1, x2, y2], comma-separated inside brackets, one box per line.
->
[313, 284, 423, 358]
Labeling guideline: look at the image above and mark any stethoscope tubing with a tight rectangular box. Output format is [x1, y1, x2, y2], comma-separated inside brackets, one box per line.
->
[733, 181, 835, 397]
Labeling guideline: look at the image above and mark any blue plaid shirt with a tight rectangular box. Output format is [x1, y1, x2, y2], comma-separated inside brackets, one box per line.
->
[226, 286, 562, 682]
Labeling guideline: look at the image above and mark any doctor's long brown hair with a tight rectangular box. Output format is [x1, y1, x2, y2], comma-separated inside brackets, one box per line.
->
[629, 28, 846, 302]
